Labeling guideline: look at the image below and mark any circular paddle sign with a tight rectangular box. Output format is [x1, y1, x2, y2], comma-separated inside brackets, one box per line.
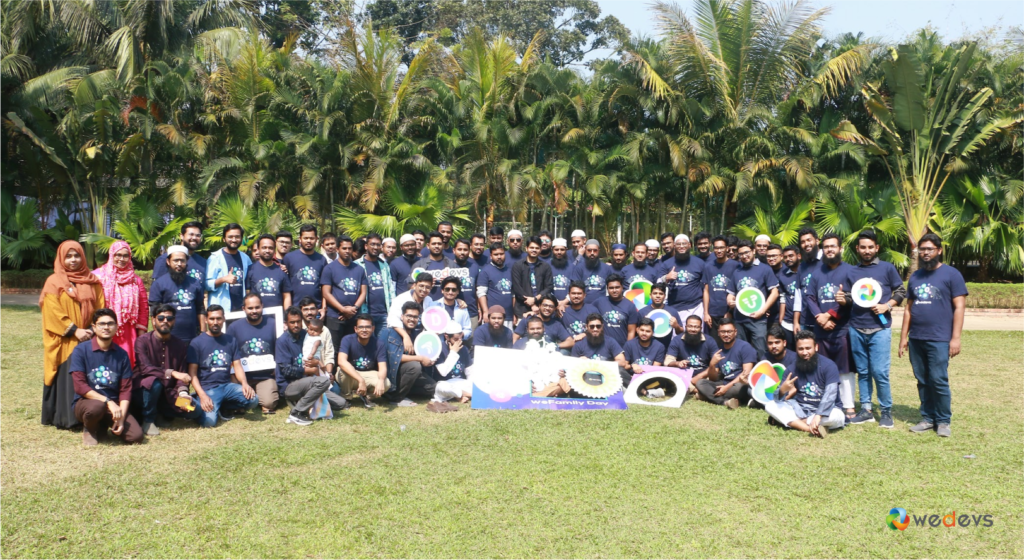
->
[625, 280, 653, 310]
[421, 306, 450, 333]
[735, 287, 766, 317]
[851, 278, 883, 308]
[646, 309, 674, 338]
[413, 332, 443, 361]
[749, 360, 781, 405]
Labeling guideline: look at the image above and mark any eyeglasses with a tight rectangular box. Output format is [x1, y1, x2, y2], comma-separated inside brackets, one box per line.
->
[587, 324, 602, 330]
[94, 321, 117, 328]
[112, 253, 131, 261]
[403, 314, 420, 320]
[354, 325, 373, 330]
[154, 315, 175, 323]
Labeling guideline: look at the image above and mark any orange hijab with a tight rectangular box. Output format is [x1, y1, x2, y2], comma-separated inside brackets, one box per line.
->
[39, 240, 101, 322]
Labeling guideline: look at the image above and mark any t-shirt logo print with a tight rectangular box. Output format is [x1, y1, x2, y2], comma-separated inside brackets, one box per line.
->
[243, 338, 266, 355]
[342, 278, 358, 291]
[634, 357, 652, 366]
[227, 267, 242, 284]
[721, 361, 738, 376]
[174, 289, 194, 304]
[554, 275, 569, 288]
[298, 266, 318, 283]
[88, 365, 112, 388]
[586, 275, 603, 288]
[498, 278, 512, 291]
[738, 277, 758, 290]
[821, 283, 837, 299]
[801, 381, 821, 397]
[354, 356, 371, 370]
[257, 277, 277, 293]
[914, 283, 935, 301]
[603, 311, 620, 325]
[187, 268, 203, 281]
[205, 349, 229, 368]
[368, 272, 383, 287]
[688, 354, 704, 368]
[451, 360, 463, 376]
[569, 320, 585, 334]
[712, 274, 729, 288]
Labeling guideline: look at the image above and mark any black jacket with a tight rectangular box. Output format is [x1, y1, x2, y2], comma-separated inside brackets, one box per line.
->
[511, 259, 554, 318]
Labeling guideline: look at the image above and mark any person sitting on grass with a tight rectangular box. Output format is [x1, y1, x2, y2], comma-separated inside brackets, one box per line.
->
[428, 322, 474, 412]
[275, 306, 348, 426]
[694, 318, 756, 409]
[512, 295, 574, 352]
[378, 301, 438, 407]
[622, 317, 666, 376]
[472, 306, 514, 349]
[665, 315, 719, 394]
[132, 304, 204, 435]
[71, 308, 143, 446]
[763, 323, 798, 371]
[512, 315, 558, 350]
[337, 314, 388, 409]
[571, 313, 630, 386]
[763, 330, 846, 438]
[187, 305, 259, 427]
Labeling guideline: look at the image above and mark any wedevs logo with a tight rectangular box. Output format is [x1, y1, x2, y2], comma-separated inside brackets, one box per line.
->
[887, 507, 993, 530]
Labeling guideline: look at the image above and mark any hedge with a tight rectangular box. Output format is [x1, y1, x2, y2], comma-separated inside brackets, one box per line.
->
[2, 269, 154, 290]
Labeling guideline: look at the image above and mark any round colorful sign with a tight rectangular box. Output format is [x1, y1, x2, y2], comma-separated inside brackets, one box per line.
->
[625, 280, 653, 310]
[646, 309, 674, 338]
[749, 360, 782, 405]
[421, 306, 450, 333]
[735, 287, 766, 317]
[851, 277, 883, 308]
[414, 331, 443, 361]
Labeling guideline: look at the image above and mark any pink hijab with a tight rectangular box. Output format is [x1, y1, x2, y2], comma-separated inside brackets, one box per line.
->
[92, 241, 143, 338]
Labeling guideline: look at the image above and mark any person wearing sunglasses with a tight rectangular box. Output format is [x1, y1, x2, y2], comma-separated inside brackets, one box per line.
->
[570, 314, 630, 386]
[132, 304, 204, 435]
[429, 277, 472, 338]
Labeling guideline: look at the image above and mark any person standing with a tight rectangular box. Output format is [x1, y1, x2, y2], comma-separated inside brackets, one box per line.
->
[39, 241, 105, 430]
[794, 226, 820, 332]
[206, 223, 250, 312]
[274, 231, 293, 265]
[595, 274, 638, 347]
[320, 232, 339, 262]
[898, 234, 967, 438]
[548, 239, 575, 312]
[573, 239, 613, 305]
[622, 242, 658, 286]
[657, 234, 707, 326]
[410, 231, 455, 300]
[355, 232, 395, 336]
[92, 241, 148, 366]
[320, 235, 368, 352]
[703, 235, 739, 346]
[477, 245, 514, 327]
[149, 246, 206, 345]
[511, 236, 553, 320]
[805, 233, 855, 420]
[283, 225, 328, 317]
[776, 245, 802, 349]
[381, 237, 397, 262]
[693, 232, 713, 262]
[152, 221, 206, 284]
[246, 234, 293, 309]
[504, 230, 526, 267]
[470, 234, 490, 268]
[451, 238, 481, 328]
[420, 221, 456, 258]
[729, 240, 779, 357]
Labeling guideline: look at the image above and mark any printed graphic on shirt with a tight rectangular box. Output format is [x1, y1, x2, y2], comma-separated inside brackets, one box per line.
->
[633, 355, 653, 366]
[585, 274, 603, 289]
[711, 274, 730, 288]
[354, 356, 371, 370]
[256, 277, 278, 293]
[298, 266, 319, 283]
[205, 349, 230, 368]
[913, 283, 935, 302]
[604, 310, 624, 325]
[688, 354, 706, 369]
[720, 360, 739, 377]
[240, 338, 268, 356]
[342, 277, 358, 291]
[498, 278, 512, 291]
[554, 274, 570, 288]
[188, 268, 203, 282]
[737, 276, 759, 290]
[819, 282, 838, 302]
[88, 365, 113, 388]
[367, 271, 384, 287]
[677, 270, 699, 283]
[800, 380, 822, 398]
[227, 267, 243, 284]
[568, 319, 585, 335]
[175, 289, 194, 304]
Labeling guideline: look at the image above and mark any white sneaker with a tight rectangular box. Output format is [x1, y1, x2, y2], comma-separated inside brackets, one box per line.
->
[392, 398, 418, 407]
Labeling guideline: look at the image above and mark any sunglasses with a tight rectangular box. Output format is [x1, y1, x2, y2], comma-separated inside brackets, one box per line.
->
[154, 315, 175, 323]
[442, 287, 459, 293]
[587, 324, 603, 330]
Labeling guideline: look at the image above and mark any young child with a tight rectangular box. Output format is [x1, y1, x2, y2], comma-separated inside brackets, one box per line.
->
[303, 318, 329, 378]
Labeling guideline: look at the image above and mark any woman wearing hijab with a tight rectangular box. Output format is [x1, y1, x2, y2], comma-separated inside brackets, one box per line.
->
[40, 240, 105, 429]
[92, 241, 148, 366]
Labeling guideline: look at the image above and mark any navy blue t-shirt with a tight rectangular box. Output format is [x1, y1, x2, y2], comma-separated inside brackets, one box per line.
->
[320, 260, 367, 319]
[762, 348, 798, 373]
[226, 317, 277, 381]
[561, 303, 599, 336]
[414, 257, 455, 300]
[776, 267, 800, 323]
[731, 261, 779, 324]
[573, 260, 613, 304]
[792, 354, 840, 410]
[548, 259, 575, 302]
[153, 252, 207, 285]
[907, 264, 969, 342]
[339, 334, 379, 371]
[704, 259, 740, 317]
[845, 260, 904, 330]
[658, 255, 707, 310]
[222, 250, 246, 311]
[797, 258, 820, 327]
[420, 246, 456, 259]
[245, 261, 292, 309]
[667, 336, 719, 372]
[477, 263, 514, 318]
[187, 333, 241, 389]
[504, 249, 526, 268]
[283, 250, 327, 308]
[714, 339, 757, 381]
[360, 258, 391, 316]
[806, 261, 854, 338]
[148, 274, 205, 342]
[621, 262, 659, 287]
[449, 259, 480, 318]
[69, 341, 132, 404]
[622, 338, 666, 366]
[639, 303, 676, 349]
[437, 343, 472, 379]
[471, 324, 514, 349]
[571, 336, 624, 361]
[389, 254, 419, 295]
[595, 296, 639, 346]
[514, 315, 571, 342]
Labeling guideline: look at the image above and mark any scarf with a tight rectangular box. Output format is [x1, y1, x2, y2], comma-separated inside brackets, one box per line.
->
[40, 240, 101, 323]
[92, 241, 142, 338]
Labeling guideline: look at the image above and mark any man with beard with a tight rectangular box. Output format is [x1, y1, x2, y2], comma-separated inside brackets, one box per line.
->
[482, 226, 505, 262]
[450, 238, 481, 328]
[298, 296, 335, 371]
[764, 330, 846, 437]
[379, 301, 437, 407]
[410, 232, 455, 300]
[477, 244, 514, 327]
[622, 317, 666, 374]
[898, 233, 966, 438]
[561, 282, 599, 339]
[657, 234, 708, 327]
[513, 315, 556, 350]
[776, 245, 802, 349]
[149, 246, 206, 345]
[694, 318, 756, 408]
[355, 232, 395, 336]
[470, 234, 490, 267]
[703, 235, 739, 346]
[730, 240, 779, 357]
[275, 306, 348, 425]
[794, 226, 821, 332]
[537, 231, 553, 263]
[658, 233, 675, 263]
[639, 283, 682, 349]
[153, 221, 207, 284]
[206, 223, 251, 312]
[840, 230, 904, 429]
[666, 315, 719, 392]
[754, 234, 771, 263]
[472, 306, 514, 349]
[805, 233, 855, 421]
[381, 237, 397, 262]
[595, 274, 638, 346]
[762, 323, 798, 372]
[645, 239, 661, 267]
[430, 277, 473, 338]
[763, 243, 784, 326]
[283, 225, 328, 318]
[321, 235, 368, 352]
[246, 234, 292, 309]
[694, 232, 713, 262]
[226, 293, 279, 413]
[505, 230, 526, 267]
[187, 305, 259, 427]
[337, 314, 388, 409]
[622, 242, 658, 286]
[548, 239, 575, 312]
[390, 234, 420, 295]
[573, 239, 613, 304]
[608, 244, 629, 272]
[420, 221, 455, 258]
[571, 314, 630, 386]
[387, 273, 436, 352]
[133, 305, 205, 434]
[320, 232, 339, 262]
[512, 236, 554, 319]
[513, 295, 573, 350]
[569, 229, 587, 265]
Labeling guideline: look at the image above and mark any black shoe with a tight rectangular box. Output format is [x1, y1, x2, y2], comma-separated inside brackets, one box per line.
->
[221, 408, 247, 419]
[849, 409, 875, 424]
[286, 410, 313, 426]
[879, 410, 894, 429]
[360, 395, 376, 409]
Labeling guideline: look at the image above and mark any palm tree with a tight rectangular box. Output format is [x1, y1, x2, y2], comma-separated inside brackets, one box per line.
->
[931, 176, 1023, 280]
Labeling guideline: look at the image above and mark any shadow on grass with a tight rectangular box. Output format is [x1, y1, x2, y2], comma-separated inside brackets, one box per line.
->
[890, 403, 923, 424]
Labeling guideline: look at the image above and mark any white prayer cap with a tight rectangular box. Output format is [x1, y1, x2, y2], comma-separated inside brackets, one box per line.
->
[166, 245, 189, 257]
[674, 234, 690, 243]
[570, 229, 586, 239]
[444, 320, 462, 335]
[383, 237, 396, 244]
[552, 238, 567, 248]
[507, 229, 523, 239]
[645, 239, 659, 249]
[399, 234, 416, 244]
[754, 234, 771, 244]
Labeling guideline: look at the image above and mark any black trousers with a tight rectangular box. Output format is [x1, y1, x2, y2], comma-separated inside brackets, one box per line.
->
[325, 315, 356, 355]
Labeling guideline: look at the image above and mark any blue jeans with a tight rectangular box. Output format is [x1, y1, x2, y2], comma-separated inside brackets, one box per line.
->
[735, 320, 767, 357]
[133, 380, 165, 424]
[371, 315, 388, 341]
[197, 383, 259, 428]
[849, 328, 893, 411]
[908, 339, 952, 425]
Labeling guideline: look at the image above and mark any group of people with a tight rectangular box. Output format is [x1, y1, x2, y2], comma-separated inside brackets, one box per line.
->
[38, 220, 967, 445]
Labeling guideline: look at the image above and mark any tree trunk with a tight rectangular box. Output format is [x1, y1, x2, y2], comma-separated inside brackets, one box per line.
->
[680, 180, 690, 234]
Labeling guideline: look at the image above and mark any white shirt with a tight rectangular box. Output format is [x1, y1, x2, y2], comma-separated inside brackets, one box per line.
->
[387, 290, 435, 329]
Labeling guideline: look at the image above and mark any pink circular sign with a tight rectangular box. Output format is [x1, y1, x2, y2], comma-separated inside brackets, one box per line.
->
[421, 307, 450, 333]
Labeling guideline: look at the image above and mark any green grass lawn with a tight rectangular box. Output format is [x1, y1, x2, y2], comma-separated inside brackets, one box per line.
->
[2, 305, 1021, 558]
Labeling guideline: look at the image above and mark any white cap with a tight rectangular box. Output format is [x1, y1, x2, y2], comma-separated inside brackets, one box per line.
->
[552, 238, 567, 247]
[754, 234, 771, 244]
[674, 234, 690, 243]
[570, 229, 586, 239]
[383, 237, 396, 244]
[166, 245, 189, 257]
[399, 234, 416, 244]
[444, 320, 462, 335]
[507, 229, 523, 239]
[645, 239, 659, 249]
